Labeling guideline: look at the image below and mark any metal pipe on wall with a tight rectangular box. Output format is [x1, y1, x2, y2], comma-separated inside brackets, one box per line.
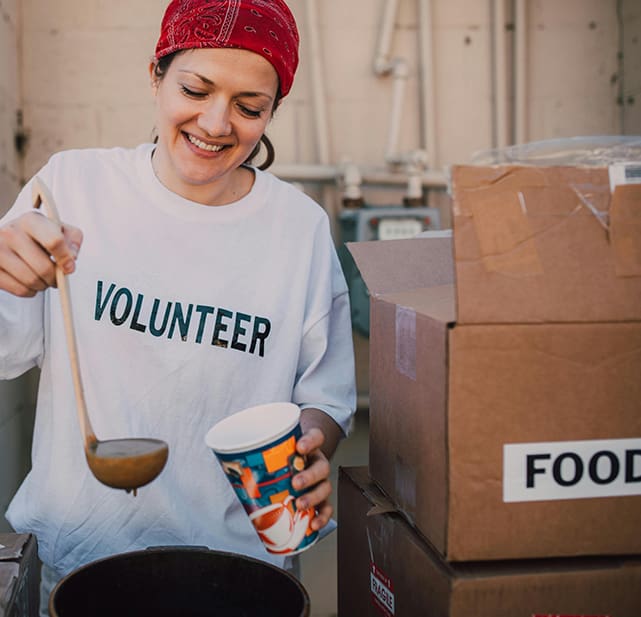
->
[418, 0, 437, 168]
[304, 0, 331, 165]
[374, 0, 400, 74]
[492, 0, 509, 148]
[303, 0, 338, 228]
[385, 59, 410, 163]
[272, 163, 447, 188]
[290, 0, 451, 216]
[514, 0, 528, 144]
[372, 0, 410, 165]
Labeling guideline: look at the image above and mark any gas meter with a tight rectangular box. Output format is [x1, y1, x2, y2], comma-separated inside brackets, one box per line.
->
[338, 206, 441, 336]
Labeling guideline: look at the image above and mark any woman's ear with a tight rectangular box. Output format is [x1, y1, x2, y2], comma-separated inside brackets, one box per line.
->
[149, 61, 159, 93]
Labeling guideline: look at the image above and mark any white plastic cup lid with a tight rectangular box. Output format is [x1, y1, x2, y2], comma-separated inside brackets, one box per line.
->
[205, 402, 300, 454]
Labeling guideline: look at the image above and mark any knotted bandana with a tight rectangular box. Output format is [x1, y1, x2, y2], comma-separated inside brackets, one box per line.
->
[155, 0, 300, 97]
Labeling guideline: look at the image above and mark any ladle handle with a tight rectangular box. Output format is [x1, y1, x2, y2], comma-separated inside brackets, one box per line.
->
[32, 176, 97, 448]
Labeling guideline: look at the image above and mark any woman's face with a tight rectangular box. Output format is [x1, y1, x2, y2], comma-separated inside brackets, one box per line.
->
[150, 47, 279, 204]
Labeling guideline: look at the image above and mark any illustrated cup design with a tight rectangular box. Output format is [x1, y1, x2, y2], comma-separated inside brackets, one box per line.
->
[205, 402, 319, 556]
[249, 496, 313, 552]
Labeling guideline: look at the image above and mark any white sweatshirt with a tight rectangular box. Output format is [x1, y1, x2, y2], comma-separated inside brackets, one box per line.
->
[1, 144, 356, 575]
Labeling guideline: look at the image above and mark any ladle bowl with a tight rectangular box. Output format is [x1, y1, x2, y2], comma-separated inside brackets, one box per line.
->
[86, 438, 169, 492]
[32, 177, 169, 493]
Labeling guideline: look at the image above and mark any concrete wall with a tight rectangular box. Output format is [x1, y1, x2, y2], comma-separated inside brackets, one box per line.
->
[622, 0, 641, 133]
[20, 0, 162, 177]
[0, 0, 38, 533]
[0, 0, 22, 210]
[525, 0, 620, 137]
[12, 0, 640, 239]
[18, 0, 640, 186]
[0, 371, 38, 532]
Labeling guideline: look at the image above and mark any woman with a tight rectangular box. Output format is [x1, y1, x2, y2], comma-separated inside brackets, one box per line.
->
[0, 0, 356, 612]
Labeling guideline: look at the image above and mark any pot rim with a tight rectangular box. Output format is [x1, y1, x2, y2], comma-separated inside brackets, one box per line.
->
[49, 545, 310, 617]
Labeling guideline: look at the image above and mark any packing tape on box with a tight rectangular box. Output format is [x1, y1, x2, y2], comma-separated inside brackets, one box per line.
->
[395, 305, 416, 380]
[470, 190, 544, 278]
[570, 183, 610, 231]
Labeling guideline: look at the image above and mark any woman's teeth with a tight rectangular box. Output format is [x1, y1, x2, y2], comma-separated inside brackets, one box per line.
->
[187, 134, 224, 152]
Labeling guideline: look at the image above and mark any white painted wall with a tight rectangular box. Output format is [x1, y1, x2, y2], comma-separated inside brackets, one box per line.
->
[20, 0, 161, 176]
[0, 0, 21, 208]
[0, 0, 39, 534]
[621, 0, 641, 133]
[0, 371, 38, 532]
[17, 0, 639, 185]
[526, 0, 620, 138]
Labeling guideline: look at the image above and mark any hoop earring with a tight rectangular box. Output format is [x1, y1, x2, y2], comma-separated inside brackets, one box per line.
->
[257, 134, 275, 171]
[244, 135, 276, 170]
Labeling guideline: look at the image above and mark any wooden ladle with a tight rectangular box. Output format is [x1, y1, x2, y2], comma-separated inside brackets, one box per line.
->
[32, 176, 169, 494]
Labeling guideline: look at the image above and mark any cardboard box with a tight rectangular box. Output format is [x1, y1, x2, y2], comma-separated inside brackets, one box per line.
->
[338, 466, 641, 617]
[452, 164, 641, 323]
[348, 162, 641, 561]
[0, 534, 39, 617]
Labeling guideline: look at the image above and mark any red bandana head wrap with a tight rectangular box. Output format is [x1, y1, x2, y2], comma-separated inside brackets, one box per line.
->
[155, 0, 300, 97]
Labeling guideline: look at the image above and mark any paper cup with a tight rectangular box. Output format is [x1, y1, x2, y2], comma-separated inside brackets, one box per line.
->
[205, 402, 319, 556]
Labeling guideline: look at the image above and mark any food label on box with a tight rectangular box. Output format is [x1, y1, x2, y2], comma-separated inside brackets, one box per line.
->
[503, 438, 641, 502]
[370, 562, 395, 616]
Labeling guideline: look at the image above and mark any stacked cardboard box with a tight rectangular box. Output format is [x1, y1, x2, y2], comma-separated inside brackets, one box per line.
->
[0, 534, 39, 617]
[338, 466, 641, 617]
[338, 149, 641, 615]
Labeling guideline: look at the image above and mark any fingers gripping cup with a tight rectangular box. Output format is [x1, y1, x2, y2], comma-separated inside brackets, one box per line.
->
[205, 402, 319, 556]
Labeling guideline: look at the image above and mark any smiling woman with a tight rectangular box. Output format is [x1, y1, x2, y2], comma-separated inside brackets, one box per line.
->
[152, 52, 281, 168]
[0, 1, 356, 616]
[150, 47, 279, 205]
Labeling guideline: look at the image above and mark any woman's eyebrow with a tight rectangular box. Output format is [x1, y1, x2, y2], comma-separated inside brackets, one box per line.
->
[177, 69, 273, 101]
[178, 69, 215, 85]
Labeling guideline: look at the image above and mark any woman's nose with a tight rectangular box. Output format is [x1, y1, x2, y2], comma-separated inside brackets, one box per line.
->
[198, 100, 232, 137]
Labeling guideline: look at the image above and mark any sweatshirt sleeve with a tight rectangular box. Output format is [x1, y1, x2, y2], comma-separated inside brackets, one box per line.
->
[0, 174, 47, 378]
[292, 217, 357, 437]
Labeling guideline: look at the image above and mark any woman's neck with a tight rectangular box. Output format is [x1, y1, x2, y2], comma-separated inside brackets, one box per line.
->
[151, 149, 255, 206]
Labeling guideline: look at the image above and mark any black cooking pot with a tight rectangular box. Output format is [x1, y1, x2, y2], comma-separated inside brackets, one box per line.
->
[49, 546, 310, 617]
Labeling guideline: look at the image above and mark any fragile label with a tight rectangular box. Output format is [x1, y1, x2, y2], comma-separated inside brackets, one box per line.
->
[503, 438, 641, 502]
[370, 562, 395, 616]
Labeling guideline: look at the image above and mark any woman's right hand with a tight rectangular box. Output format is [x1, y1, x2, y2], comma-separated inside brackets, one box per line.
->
[0, 212, 83, 297]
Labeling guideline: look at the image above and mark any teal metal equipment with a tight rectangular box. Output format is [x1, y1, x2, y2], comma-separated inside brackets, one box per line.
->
[337, 206, 441, 336]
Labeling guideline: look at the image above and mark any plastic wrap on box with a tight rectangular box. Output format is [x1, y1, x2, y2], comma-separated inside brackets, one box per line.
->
[470, 135, 641, 166]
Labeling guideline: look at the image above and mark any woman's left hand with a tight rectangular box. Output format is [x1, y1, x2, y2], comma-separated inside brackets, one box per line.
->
[292, 427, 333, 531]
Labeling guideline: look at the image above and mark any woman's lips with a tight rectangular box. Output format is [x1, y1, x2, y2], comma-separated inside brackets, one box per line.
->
[183, 132, 228, 156]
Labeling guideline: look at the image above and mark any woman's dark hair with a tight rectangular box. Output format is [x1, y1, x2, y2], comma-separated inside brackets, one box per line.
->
[153, 51, 281, 170]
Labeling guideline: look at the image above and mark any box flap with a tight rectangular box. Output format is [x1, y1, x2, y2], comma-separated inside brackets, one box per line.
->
[451, 164, 641, 323]
[0, 535, 29, 562]
[0, 534, 33, 615]
[610, 183, 641, 277]
[384, 285, 456, 324]
[347, 235, 455, 297]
